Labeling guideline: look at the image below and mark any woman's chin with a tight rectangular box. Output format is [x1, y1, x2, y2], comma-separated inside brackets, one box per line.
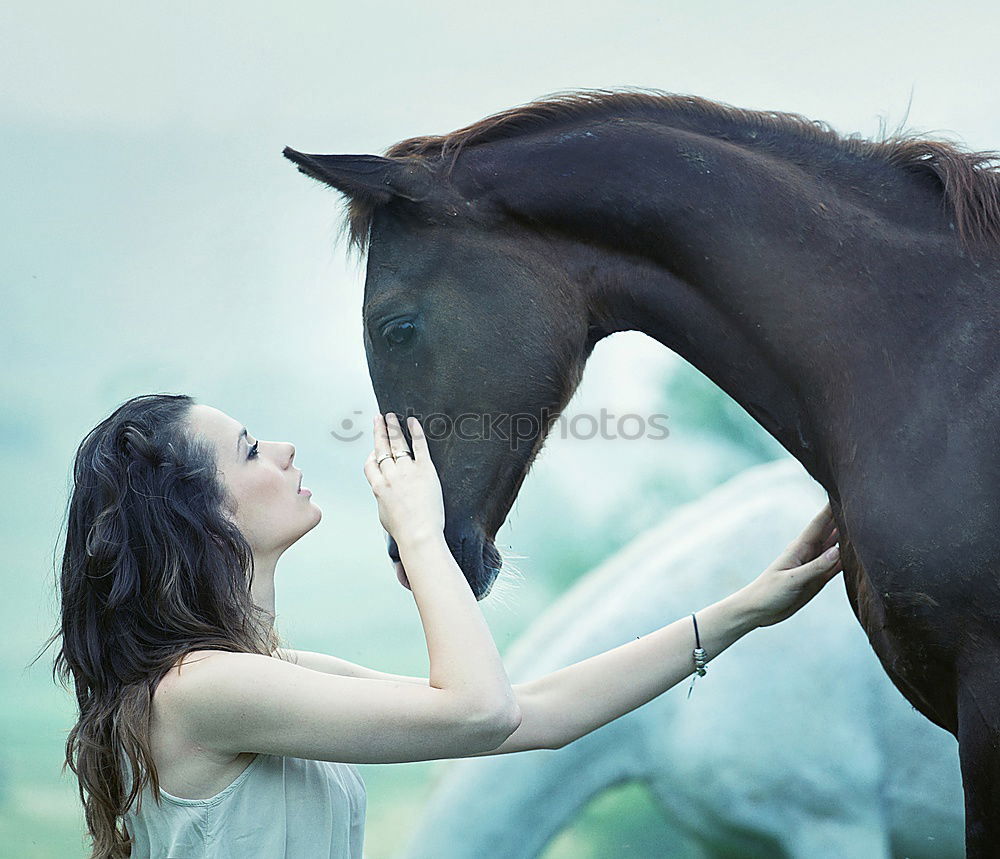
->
[290, 506, 322, 543]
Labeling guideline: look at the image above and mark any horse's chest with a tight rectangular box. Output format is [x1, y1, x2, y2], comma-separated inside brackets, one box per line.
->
[841, 530, 969, 731]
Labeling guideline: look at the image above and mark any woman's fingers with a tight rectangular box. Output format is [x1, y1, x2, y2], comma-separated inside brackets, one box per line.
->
[754, 506, 844, 626]
[374, 412, 429, 464]
[779, 502, 836, 566]
[815, 542, 841, 568]
[801, 501, 834, 545]
[373, 414, 392, 464]
[385, 412, 413, 461]
[407, 416, 430, 463]
[807, 532, 842, 578]
[362, 449, 384, 488]
[819, 526, 840, 554]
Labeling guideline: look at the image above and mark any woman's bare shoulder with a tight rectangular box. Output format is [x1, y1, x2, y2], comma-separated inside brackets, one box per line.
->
[156, 649, 257, 698]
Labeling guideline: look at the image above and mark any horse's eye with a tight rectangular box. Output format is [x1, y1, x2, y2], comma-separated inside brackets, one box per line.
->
[383, 320, 416, 347]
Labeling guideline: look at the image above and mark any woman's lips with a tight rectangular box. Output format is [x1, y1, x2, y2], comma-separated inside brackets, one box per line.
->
[298, 487, 312, 496]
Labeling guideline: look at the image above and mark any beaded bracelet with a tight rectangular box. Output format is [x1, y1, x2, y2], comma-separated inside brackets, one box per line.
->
[687, 612, 708, 699]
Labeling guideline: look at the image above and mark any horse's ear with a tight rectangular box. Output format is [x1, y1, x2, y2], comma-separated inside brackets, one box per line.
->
[282, 149, 433, 205]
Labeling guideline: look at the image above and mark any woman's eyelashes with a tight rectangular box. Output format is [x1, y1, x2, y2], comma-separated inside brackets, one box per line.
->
[247, 439, 260, 460]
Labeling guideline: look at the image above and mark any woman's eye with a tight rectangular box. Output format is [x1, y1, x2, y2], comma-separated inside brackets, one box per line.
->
[383, 320, 416, 347]
[248, 440, 260, 460]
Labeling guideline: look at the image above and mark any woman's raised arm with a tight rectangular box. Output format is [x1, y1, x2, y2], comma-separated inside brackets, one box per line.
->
[159, 413, 521, 764]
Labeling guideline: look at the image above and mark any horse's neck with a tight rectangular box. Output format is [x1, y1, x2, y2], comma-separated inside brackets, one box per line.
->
[489, 117, 956, 310]
[474, 122, 973, 486]
[563, 240, 829, 484]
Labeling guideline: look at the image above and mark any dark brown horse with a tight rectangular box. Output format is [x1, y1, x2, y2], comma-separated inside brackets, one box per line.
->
[284, 89, 1000, 855]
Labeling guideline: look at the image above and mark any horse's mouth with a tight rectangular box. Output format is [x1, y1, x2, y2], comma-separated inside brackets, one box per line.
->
[386, 531, 502, 600]
[474, 538, 503, 600]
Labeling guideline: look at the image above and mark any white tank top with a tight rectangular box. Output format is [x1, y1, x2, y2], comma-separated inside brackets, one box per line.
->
[123, 752, 366, 858]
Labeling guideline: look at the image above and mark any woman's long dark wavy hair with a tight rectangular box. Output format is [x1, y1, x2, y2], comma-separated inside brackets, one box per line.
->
[35, 393, 290, 858]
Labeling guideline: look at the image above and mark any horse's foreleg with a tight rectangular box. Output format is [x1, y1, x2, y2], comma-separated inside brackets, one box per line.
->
[957, 669, 1000, 858]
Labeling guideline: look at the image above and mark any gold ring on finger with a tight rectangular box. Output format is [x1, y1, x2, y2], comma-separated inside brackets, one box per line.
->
[377, 454, 395, 466]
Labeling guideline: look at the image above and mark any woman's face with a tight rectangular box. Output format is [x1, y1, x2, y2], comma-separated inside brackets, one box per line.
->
[185, 403, 321, 557]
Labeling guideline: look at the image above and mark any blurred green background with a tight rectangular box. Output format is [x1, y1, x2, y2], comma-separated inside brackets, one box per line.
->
[3, 2, 997, 855]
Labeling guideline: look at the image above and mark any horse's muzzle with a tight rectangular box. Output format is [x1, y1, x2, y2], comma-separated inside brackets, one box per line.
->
[385, 527, 502, 599]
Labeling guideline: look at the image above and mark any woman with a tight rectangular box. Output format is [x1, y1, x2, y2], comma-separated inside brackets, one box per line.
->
[49, 392, 842, 858]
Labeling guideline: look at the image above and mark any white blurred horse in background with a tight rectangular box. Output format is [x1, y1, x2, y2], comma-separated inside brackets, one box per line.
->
[396, 458, 964, 858]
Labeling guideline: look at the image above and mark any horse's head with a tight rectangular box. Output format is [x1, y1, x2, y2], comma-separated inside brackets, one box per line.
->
[284, 149, 596, 597]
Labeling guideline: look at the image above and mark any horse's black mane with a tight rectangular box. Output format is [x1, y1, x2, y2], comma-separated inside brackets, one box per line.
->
[346, 88, 1000, 253]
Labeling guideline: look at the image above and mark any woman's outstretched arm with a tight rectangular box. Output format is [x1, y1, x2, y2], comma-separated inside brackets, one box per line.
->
[462, 502, 842, 756]
[269, 503, 840, 756]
